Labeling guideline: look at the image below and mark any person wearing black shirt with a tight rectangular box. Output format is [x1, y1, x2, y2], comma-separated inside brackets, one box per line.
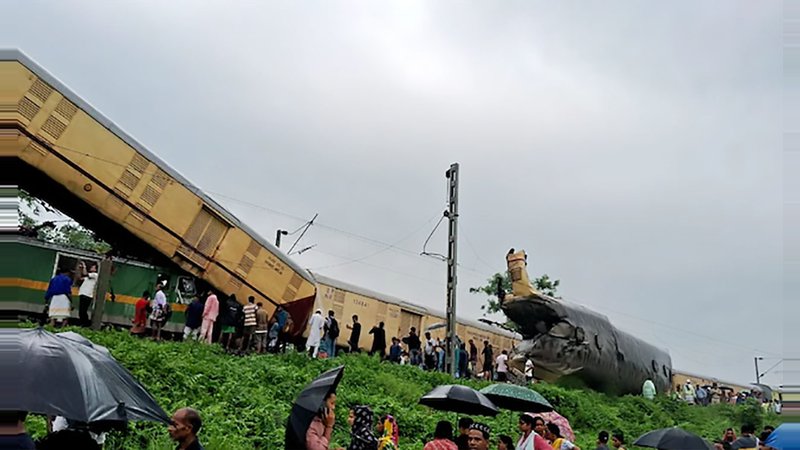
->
[0, 411, 35, 450]
[168, 408, 204, 450]
[323, 310, 340, 357]
[481, 341, 494, 380]
[596, 431, 611, 450]
[454, 417, 474, 450]
[346, 315, 361, 353]
[468, 339, 478, 377]
[402, 327, 422, 366]
[369, 322, 387, 358]
[220, 294, 242, 351]
[458, 343, 469, 378]
[730, 424, 758, 450]
[183, 297, 205, 341]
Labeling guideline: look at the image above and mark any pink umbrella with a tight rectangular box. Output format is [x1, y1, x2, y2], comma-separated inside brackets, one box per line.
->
[530, 411, 575, 442]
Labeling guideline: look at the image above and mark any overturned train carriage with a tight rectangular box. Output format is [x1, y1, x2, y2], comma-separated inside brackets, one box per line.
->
[0, 49, 317, 324]
[503, 292, 672, 395]
[501, 250, 672, 396]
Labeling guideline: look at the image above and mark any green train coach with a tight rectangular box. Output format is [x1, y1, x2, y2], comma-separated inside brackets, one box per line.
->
[1, 236, 195, 332]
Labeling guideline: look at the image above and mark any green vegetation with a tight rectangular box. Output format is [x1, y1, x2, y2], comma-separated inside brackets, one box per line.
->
[19, 189, 111, 254]
[470, 271, 560, 314]
[25, 327, 775, 449]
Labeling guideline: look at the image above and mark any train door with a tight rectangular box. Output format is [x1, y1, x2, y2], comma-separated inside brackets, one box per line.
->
[399, 310, 422, 337]
[52, 252, 99, 284]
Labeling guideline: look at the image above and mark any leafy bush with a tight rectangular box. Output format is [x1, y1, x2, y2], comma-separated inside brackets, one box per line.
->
[23, 328, 776, 449]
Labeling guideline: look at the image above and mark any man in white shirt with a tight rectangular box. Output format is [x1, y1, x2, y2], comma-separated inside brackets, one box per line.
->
[525, 359, 535, 383]
[496, 350, 509, 382]
[52, 416, 106, 446]
[306, 310, 324, 358]
[150, 282, 168, 341]
[423, 332, 436, 370]
[78, 263, 98, 327]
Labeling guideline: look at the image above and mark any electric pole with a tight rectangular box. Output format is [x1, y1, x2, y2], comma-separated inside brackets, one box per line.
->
[276, 229, 288, 248]
[445, 163, 460, 377]
[91, 256, 113, 330]
[755, 357, 762, 384]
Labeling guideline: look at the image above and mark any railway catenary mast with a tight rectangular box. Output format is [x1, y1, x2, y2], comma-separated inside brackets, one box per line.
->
[0, 49, 317, 323]
[445, 163, 459, 376]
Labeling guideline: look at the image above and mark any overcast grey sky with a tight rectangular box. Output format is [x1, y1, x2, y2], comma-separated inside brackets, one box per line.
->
[3, 1, 787, 387]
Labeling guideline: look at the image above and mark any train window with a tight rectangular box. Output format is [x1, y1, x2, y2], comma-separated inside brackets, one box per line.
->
[594, 334, 602, 351]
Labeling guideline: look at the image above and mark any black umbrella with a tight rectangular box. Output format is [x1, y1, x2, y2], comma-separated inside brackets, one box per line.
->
[56, 331, 110, 355]
[419, 385, 499, 417]
[634, 428, 715, 450]
[0, 328, 169, 424]
[285, 365, 345, 450]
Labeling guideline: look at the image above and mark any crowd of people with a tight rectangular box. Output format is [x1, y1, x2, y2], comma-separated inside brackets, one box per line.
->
[713, 424, 777, 450]
[303, 309, 530, 382]
[129, 285, 296, 355]
[300, 392, 624, 450]
[0, 407, 205, 450]
[127, 286, 533, 383]
[674, 380, 781, 414]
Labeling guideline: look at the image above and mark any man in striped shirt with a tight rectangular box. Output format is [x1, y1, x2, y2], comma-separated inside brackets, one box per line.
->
[239, 296, 258, 353]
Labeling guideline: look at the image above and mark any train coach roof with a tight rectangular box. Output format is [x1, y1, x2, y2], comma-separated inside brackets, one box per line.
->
[0, 49, 314, 285]
[309, 272, 521, 339]
[2, 235, 160, 270]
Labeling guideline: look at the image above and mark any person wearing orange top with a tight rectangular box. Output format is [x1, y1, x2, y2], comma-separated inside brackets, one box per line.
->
[131, 291, 150, 335]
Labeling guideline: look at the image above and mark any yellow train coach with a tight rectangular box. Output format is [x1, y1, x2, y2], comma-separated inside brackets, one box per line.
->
[0, 49, 317, 319]
[308, 273, 520, 356]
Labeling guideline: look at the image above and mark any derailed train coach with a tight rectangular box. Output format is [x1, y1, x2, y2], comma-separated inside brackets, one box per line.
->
[501, 249, 673, 396]
[0, 236, 521, 354]
[309, 273, 520, 355]
[1, 236, 194, 331]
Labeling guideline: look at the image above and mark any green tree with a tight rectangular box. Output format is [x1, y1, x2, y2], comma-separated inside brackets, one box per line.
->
[469, 272, 562, 314]
[534, 274, 561, 297]
[18, 189, 111, 254]
[469, 272, 511, 315]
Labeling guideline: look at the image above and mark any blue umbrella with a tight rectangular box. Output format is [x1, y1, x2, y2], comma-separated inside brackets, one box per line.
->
[766, 424, 800, 450]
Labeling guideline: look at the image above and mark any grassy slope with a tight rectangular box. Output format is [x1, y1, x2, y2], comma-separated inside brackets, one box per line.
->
[25, 328, 775, 449]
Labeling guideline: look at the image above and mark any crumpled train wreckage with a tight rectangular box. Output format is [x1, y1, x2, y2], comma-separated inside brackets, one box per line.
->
[500, 249, 672, 395]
